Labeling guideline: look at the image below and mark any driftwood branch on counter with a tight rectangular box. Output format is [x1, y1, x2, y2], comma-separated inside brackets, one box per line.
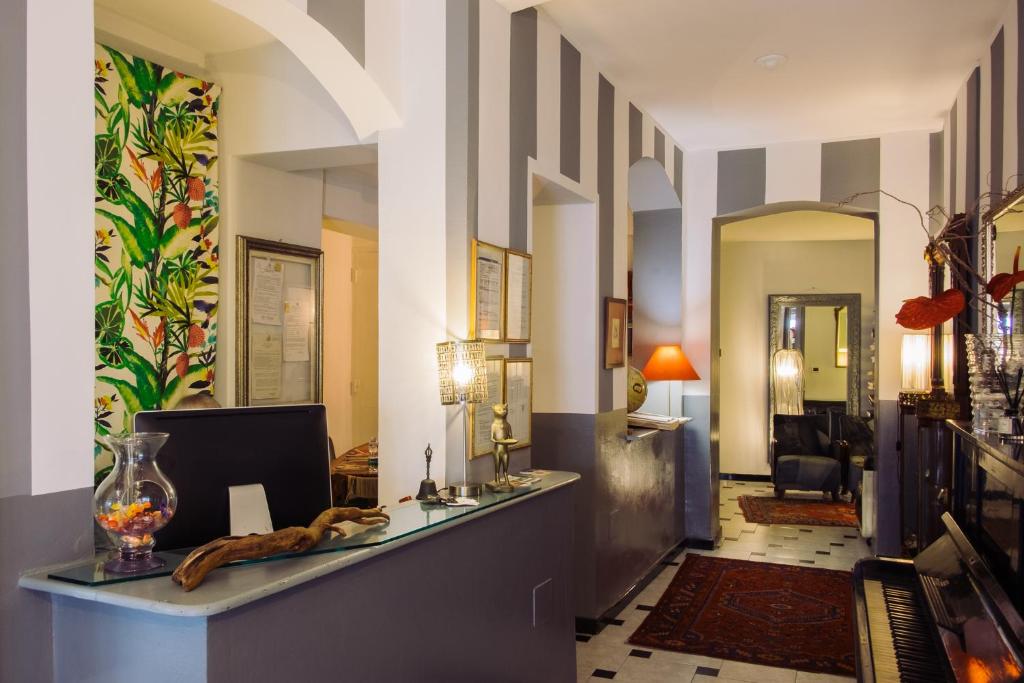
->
[171, 507, 390, 591]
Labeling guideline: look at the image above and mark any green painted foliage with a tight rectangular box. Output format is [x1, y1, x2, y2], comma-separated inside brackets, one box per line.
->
[93, 45, 221, 475]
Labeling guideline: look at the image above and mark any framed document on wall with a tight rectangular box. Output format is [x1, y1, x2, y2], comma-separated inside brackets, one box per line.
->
[236, 236, 323, 406]
[470, 240, 505, 341]
[504, 358, 533, 450]
[504, 249, 532, 343]
[468, 357, 506, 459]
[604, 297, 627, 369]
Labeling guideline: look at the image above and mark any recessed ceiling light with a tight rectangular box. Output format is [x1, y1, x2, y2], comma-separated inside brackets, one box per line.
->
[755, 53, 788, 70]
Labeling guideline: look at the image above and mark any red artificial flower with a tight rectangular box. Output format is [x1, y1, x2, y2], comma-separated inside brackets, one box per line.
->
[187, 324, 205, 348]
[987, 246, 1024, 302]
[186, 176, 205, 202]
[895, 288, 966, 330]
[172, 203, 192, 230]
[175, 353, 188, 379]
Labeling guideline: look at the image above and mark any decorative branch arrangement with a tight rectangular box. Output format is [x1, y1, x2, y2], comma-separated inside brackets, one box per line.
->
[833, 189, 1021, 331]
[171, 506, 390, 591]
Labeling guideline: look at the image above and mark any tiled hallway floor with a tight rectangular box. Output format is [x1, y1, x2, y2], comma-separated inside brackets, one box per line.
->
[575, 480, 871, 682]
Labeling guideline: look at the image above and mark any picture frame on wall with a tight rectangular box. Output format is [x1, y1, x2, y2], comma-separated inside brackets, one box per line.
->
[504, 357, 533, 450]
[236, 236, 324, 406]
[468, 357, 506, 459]
[470, 239, 506, 341]
[604, 297, 627, 369]
[503, 249, 532, 343]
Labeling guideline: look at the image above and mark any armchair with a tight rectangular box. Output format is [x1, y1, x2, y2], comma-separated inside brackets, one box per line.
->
[771, 414, 844, 501]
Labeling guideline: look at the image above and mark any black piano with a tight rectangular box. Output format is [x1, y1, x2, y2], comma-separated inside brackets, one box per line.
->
[853, 513, 1024, 682]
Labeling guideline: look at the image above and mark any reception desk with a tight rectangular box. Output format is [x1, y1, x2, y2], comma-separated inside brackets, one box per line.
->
[21, 472, 579, 683]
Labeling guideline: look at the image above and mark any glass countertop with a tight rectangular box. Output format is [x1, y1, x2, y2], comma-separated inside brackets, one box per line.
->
[50, 484, 540, 587]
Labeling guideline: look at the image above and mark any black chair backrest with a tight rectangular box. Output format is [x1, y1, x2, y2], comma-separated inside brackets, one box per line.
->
[773, 414, 829, 456]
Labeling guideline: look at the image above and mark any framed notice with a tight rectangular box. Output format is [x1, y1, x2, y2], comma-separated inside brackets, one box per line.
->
[504, 249, 532, 343]
[470, 240, 505, 341]
[236, 236, 323, 406]
[504, 358, 533, 450]
[604, 297, 627, 369]
[468, 357, 506, 459]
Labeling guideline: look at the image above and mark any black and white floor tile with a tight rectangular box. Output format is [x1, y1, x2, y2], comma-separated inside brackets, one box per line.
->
[575, 480, 868, 682]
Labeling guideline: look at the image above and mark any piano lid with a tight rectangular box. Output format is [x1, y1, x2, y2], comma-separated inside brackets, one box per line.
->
[913, 513, 1024, 682]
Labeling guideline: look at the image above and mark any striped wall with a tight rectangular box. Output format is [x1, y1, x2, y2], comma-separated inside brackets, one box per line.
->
[445, 2, 688, 491]
[946, 0, 1021, 216]
[457, 9, 684, 392]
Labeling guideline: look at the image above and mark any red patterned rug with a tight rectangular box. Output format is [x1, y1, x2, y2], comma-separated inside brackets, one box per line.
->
[738, 494, 859, 527]
[629, 555, 855, 676]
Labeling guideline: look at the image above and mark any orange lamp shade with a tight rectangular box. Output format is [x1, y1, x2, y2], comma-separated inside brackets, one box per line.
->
[642, 344, 700, 381]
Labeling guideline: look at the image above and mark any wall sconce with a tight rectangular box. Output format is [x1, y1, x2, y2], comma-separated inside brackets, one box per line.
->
[436, 340, 488, 497]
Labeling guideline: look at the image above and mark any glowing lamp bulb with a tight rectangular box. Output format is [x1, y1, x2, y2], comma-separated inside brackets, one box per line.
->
[452, 362, 474, 388]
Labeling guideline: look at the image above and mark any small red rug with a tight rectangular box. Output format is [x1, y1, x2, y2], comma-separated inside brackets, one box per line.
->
[629, 555, 855, 676]
[738, 494, 859, 527]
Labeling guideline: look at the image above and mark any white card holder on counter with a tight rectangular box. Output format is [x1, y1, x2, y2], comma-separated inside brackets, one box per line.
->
[229, 484, 274, 536]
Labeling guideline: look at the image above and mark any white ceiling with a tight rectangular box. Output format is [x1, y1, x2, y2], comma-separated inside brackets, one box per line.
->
[543, 0, 1006, 150]
[722, 210, 873, 242]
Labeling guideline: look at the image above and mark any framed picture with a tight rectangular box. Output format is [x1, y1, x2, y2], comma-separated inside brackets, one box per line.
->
[504, 358, 533, 450]
[504, 249, 532, 343]
[236, 236, 323, 406]
[470, 239, 506, 341]
[604, 297, 627, 369]
[468, 357, 506, 459]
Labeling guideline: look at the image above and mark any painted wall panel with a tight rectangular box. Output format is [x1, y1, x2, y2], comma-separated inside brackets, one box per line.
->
[765, 141, 821, 204]
[477, 0, 511, 246]
[535, 10, 561, 177]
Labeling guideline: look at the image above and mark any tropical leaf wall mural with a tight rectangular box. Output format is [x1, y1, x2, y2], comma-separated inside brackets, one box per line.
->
[94, 45, 221, 481]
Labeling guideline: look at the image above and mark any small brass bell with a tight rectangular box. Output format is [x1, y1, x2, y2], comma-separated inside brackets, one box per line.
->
[415, 443, 439, 501]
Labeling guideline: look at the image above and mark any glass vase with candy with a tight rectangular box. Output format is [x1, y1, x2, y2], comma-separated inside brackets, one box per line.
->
[94, 432, 178, 573]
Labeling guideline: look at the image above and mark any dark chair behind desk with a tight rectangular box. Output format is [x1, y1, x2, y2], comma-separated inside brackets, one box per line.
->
[771, 413, 844, 501]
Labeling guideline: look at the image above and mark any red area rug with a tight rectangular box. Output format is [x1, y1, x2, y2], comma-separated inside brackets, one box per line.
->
[738, 494, 859, 527]
[629, 555, 855, 676]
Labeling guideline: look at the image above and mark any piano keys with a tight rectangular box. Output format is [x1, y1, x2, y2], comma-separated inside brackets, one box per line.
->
[854, 512, 1024, 682]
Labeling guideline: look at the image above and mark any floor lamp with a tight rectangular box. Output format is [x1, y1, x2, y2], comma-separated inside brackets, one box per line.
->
[436, 340, 488, 498]
[641, 344, 701, 416]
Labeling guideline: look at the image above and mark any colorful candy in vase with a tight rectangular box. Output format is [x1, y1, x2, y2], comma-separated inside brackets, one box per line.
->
[94, 433, 178, 573]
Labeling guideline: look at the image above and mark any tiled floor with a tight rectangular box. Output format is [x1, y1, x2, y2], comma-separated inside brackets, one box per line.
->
[575, 480, 871, 682]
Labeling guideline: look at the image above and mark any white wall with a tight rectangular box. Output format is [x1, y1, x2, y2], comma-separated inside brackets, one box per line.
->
[533, 203, 599, 414]
[371, 0, 449, 505]
[720, 238, 875, 475]
[26, 0, 94, 494]
[324, 168, 378, 227]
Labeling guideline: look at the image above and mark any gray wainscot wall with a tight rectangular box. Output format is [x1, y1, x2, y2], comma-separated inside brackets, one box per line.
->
[532, 410, 685, 629]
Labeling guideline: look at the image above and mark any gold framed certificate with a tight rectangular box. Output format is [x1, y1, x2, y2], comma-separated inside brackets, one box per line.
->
[503, 357, 533, 450]
[504, 249, 532, 343]
[470, 240, 506, 341]
[468, 357, 506, 459]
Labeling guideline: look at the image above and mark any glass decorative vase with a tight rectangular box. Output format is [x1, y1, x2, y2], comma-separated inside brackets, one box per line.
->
[94, 432, 177, 573]
[966, 334, 1024, 440]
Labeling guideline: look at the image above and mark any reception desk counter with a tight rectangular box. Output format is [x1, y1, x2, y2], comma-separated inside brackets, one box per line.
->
[21, 472, 579, 683]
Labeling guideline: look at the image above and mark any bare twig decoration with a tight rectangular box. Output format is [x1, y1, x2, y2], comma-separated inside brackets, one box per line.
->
[171, 506, 390, 591]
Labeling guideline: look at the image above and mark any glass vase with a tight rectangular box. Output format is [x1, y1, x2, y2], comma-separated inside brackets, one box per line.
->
[94, 432, 177, 573]
[966, 334, 1024, 439]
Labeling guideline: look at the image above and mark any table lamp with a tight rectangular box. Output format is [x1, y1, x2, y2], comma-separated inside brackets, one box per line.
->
[436, 340, 488, 498]
[641, 344, 700, 416]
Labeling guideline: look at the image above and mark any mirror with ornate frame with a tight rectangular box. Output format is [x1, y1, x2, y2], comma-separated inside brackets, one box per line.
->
[767, 293, 862, 456]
